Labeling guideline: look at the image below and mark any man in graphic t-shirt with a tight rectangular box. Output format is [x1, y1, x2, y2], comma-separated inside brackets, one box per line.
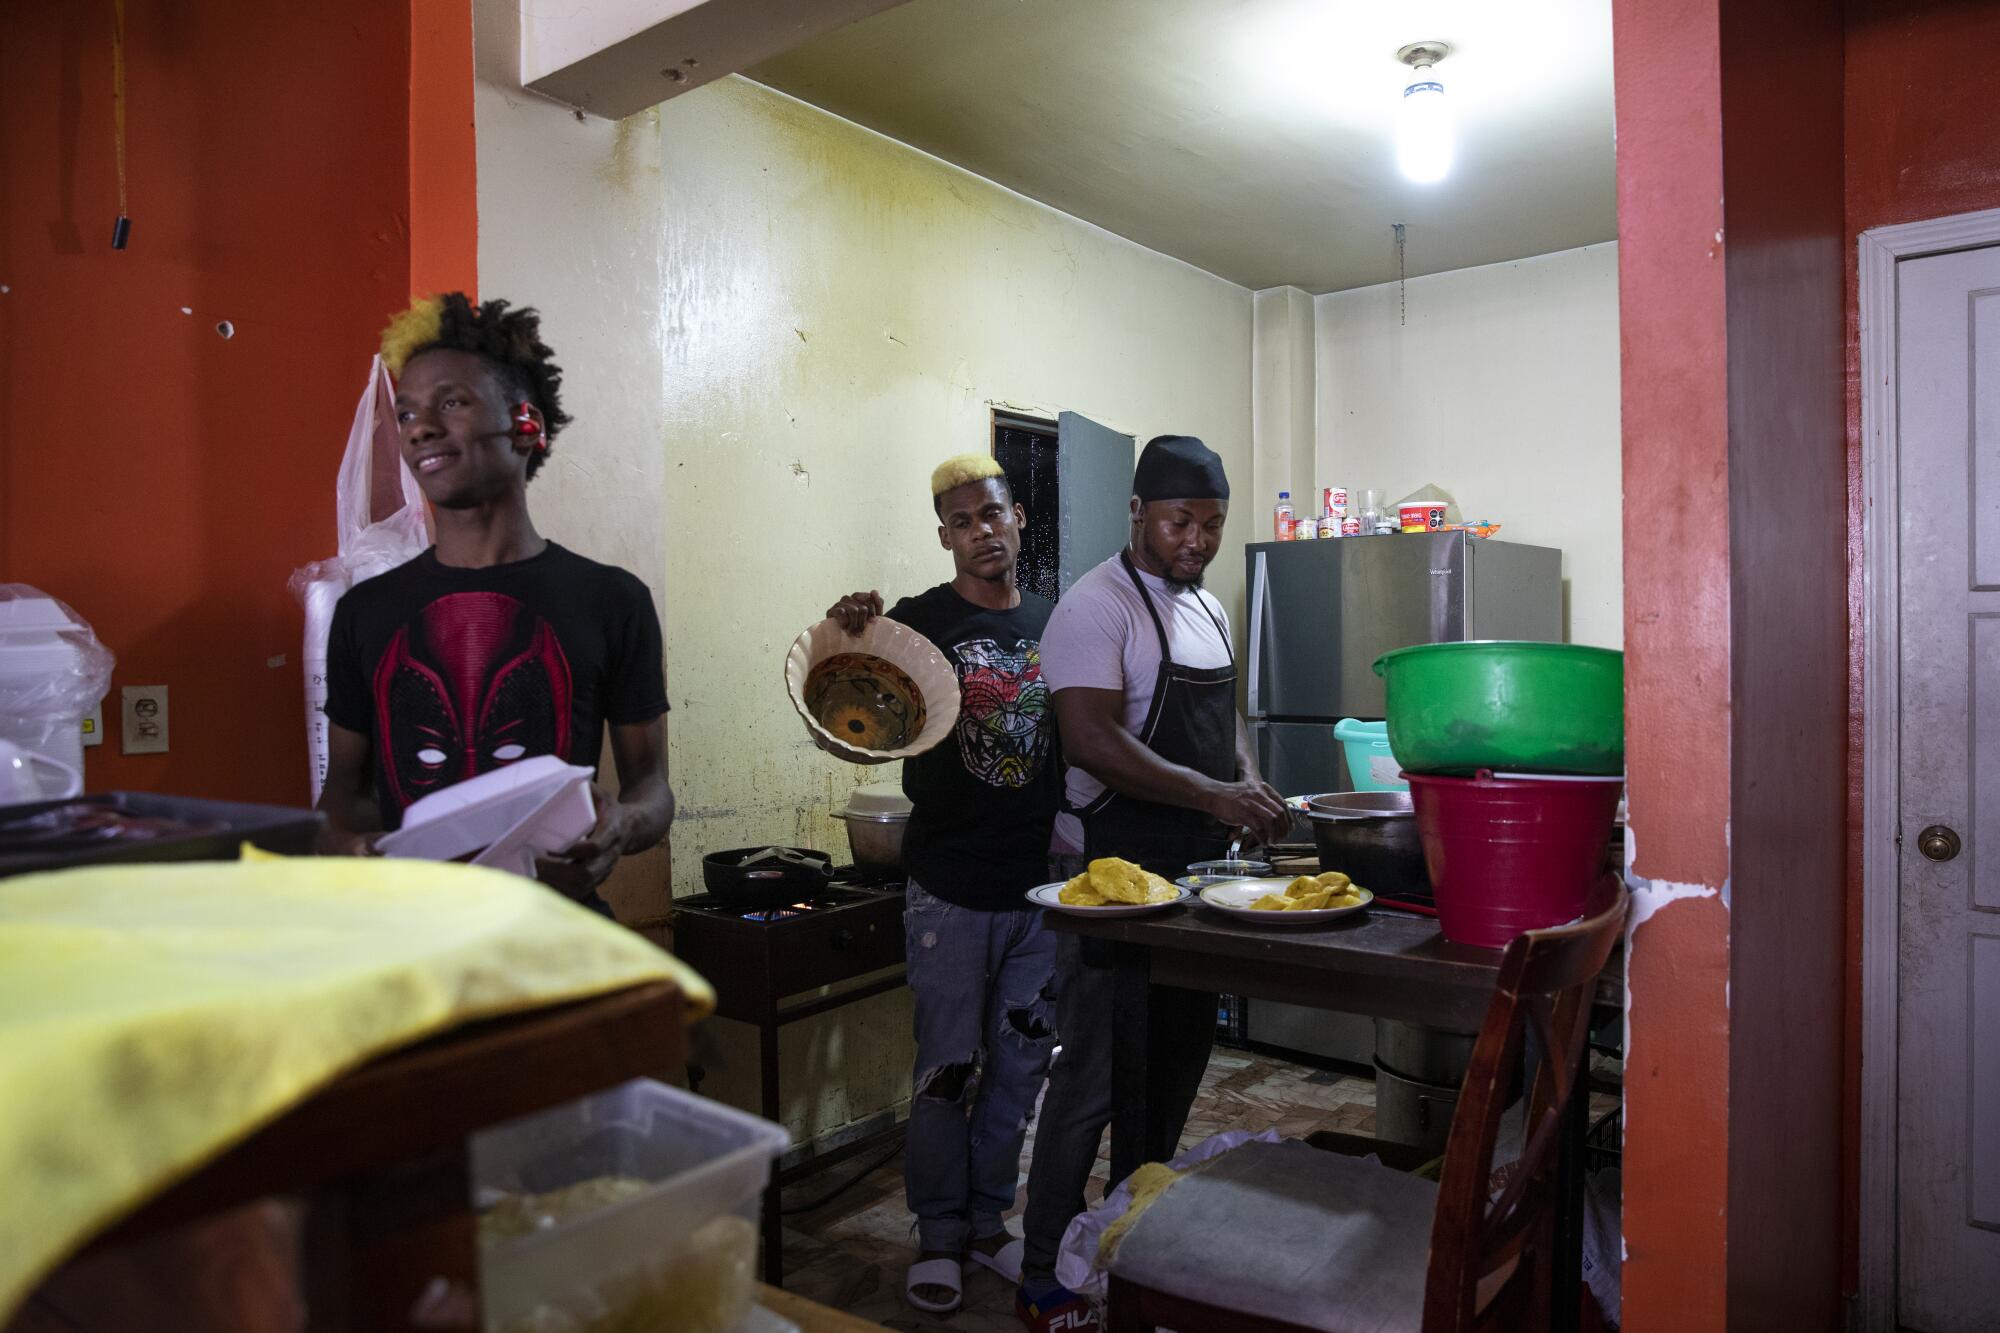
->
[823, 454, 1061, 1316]
[318, 294, 674, 908]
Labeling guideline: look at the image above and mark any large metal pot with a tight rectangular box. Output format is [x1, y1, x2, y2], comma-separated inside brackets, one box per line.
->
[1306, 792, 1432, 904]
[833, 782, 911, 871]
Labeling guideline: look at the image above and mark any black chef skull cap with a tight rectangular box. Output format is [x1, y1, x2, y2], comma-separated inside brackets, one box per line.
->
[1132, 435, 1229, 503]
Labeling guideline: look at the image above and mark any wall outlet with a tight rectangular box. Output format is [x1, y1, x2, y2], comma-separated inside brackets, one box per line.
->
[121, 685, 169, 755]
[81, 704, 104, 748]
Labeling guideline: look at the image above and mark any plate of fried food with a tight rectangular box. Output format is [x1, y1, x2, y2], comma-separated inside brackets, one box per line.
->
[1026, 855, 1191, 916]
[1195, 870, 1372, 926]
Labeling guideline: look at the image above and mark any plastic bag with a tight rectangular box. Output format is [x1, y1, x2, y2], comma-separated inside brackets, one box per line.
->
[1393, 482, 1462, 526]
[0, 585, 116, 771]
[1054, 1127, 1280, 1301]
[289, 356, 431, 801]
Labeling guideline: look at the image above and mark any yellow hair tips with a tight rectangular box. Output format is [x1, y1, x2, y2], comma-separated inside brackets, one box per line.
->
[378, 295, 444, 375]
[930, 453, 1005, 497]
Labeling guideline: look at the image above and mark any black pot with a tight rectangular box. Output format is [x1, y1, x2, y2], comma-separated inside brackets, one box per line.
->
[1307, 810, 1433, 906]
[700, 846, 835, 910]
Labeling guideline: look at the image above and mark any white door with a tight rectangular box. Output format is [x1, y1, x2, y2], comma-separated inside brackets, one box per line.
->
[1897, 242, 2000, 1332]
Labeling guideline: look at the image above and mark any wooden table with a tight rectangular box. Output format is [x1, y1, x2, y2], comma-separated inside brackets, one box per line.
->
[1049, 902, 1619, 1333]
[14, 981, 689, 1333]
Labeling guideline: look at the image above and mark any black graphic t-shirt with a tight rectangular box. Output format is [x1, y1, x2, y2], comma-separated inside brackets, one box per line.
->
[324, 544, 668, 831]
[886, 584, 1059, 909]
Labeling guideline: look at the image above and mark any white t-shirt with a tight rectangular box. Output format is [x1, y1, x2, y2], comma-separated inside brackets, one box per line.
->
[1042, 552, 1234, 844]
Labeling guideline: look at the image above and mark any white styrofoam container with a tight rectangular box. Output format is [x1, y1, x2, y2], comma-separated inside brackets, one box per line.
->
[473, 1079, 790, 1331]
[376, 755, 593, 863]
[469, 776, 598, 879]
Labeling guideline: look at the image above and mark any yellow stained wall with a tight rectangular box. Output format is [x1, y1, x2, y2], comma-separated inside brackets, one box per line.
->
[657, 79, 1254, 1139]
[660, 77, 1254, 877]
[476, 55, 1256, 1141]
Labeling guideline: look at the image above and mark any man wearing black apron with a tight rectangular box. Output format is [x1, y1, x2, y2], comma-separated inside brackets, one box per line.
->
[1015, 436, 1289, 1332]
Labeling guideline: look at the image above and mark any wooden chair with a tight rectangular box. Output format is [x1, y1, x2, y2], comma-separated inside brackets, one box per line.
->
[1105, 881, 1626, 1333]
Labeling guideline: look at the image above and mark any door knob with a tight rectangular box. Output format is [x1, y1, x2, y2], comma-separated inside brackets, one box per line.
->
[1918, 825, 1962, 862]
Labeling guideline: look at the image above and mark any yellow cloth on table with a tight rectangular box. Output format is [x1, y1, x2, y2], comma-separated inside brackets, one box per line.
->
[0, 855, 714, 1322]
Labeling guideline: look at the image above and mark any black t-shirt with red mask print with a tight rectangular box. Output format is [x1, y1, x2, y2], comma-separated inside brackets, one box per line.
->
[324, 544, 668, 831]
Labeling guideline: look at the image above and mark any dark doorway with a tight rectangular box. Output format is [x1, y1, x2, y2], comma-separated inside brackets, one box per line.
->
[993, 414, 1060, 602]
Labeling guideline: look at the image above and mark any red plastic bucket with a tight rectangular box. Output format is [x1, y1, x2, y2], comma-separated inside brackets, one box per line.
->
[1405, 770, 1623, 948]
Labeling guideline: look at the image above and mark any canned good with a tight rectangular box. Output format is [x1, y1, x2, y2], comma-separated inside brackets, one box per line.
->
[1321, 486, 1349, 517]
[1341, 515, 1362, 536]
[1317, 515, 1340, 539]
[1294, 519, 1316, 539]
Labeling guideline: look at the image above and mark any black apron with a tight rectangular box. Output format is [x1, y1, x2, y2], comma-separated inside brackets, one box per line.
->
[1079, 550, 1238, 879]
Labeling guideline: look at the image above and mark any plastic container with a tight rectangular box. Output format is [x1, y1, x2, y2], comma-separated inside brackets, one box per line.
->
[1405, 770, 1622, 948]
[1333, 718, 1406, 791]
[1398, 500, 1449, 533]
[0, 587, 115, 780]
[1273, 491, 1295, 541]
[376, 755, 595, 865]
[1373, 641, 1625, 776]
[473, 1078, 791, 1333]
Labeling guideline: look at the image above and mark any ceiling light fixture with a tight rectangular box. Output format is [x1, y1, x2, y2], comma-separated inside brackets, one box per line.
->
[1395, 42, 1453, 184]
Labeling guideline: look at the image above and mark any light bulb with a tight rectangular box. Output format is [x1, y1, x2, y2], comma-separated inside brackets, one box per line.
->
[1397, 77, 1453, 183]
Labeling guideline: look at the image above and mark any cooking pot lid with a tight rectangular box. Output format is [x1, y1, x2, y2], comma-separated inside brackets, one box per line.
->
[841, 782, 912, 818]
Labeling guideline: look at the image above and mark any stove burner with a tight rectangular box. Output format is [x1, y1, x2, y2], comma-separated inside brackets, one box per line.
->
[741, 902, 815, 923]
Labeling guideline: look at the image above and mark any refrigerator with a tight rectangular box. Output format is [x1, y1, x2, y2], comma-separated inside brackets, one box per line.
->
[1245, 530, 1562, 799]
[1238, 531, 1561, 1066]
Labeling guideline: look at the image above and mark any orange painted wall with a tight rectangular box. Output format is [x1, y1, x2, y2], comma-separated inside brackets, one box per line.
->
[411, 1, 480, 298]
[1839, 0, 2000, 1294]
[0, 2, 475, 805]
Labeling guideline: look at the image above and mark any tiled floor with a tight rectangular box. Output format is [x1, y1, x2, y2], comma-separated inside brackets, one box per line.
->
[777, 1048, 1381, 1329]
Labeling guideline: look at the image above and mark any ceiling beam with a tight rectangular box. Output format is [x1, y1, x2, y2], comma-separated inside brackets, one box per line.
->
[518, 0, 910, 120]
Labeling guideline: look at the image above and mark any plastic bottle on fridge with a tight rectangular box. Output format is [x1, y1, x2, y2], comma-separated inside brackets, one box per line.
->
[1273, 491, 1295, 541]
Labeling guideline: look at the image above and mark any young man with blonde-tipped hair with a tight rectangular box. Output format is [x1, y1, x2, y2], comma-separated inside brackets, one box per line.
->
[824, 454, 1061, 1315]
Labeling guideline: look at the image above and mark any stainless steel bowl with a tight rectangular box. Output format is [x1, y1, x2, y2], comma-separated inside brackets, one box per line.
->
[1306, 791, 1415, 820]
[832, 810, 908, 871]
[1301, 792, 1431, 903]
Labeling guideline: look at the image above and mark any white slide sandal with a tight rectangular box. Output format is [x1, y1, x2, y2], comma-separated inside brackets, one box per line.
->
[968, 1235, 1025, 1284]
[906, 1257, 964, 1313]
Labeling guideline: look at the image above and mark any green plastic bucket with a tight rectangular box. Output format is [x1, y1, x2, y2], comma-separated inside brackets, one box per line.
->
[1372, 642, 1625, 776]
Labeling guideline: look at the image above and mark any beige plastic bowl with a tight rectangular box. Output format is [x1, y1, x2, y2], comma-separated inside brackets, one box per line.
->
[785, 617, 961, 765]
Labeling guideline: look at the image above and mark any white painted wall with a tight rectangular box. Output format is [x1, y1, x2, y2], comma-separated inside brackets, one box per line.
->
[1314, 242, 1623, 647]
[474, 0, 674, 922]
[1252, 286, 1316, 532]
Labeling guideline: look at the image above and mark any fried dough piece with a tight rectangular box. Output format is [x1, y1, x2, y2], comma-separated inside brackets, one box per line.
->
[1285, 888, 1335, 911]
[1249, 893, 1290, 910]
[1143, 872, 1179, 904]
[1314, 870, 1352, 890]
[1282, 875, 1324, 899]
[1087, 857, 1152, 904]
[1059, 872, 1108, 906]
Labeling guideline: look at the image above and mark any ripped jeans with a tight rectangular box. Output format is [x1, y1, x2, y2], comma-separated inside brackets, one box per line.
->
[903, 881, 1059, 1255]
